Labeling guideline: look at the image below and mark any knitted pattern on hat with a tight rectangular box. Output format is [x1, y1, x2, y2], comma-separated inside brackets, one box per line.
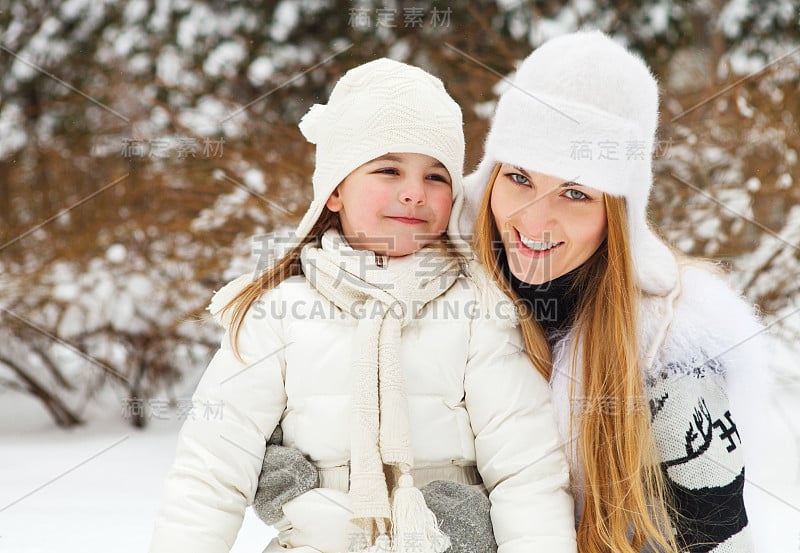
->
[295, 58, 469, 256]
[460, 31, 678, 295]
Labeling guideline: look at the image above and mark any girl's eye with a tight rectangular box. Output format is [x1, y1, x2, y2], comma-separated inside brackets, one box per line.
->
[564, 189, 590, 201]
[507, 172, 530, 186]
[427, 173, 450, 184]
[376, 168, 400, 175]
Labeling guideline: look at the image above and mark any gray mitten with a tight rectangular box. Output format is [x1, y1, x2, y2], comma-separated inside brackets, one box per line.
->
[253, 426, 320, 526]
[421, 480, 498, 553]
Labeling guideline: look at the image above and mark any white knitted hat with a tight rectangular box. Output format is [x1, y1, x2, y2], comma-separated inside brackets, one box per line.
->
[295, 58, 469, 254]
[461, 31, 678, 295]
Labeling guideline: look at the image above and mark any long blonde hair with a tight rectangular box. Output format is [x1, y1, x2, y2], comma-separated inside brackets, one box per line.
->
[219, 206, 465, 361]
[220, 208, 340, 360]
[473, 164, 677, 553]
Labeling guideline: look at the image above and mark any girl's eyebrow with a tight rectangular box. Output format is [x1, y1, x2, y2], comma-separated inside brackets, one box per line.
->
[372, 154, 402, 163]
[370, 154, 446, 170]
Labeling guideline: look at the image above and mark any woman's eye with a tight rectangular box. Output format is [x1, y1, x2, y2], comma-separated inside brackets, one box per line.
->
[565, 189, 589, 201]
[507, 173, 530, 186]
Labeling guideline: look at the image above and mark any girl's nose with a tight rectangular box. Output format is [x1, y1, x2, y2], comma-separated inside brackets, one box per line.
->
[399, 177, 426, 205]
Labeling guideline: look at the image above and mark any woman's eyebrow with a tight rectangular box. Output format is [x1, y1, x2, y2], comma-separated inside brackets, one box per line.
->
[559, 177, 586, 188]
[512, 166, 533, 179]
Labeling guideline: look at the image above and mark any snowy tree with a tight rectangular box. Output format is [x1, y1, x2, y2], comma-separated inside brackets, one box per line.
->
[1, 0, 798, 427]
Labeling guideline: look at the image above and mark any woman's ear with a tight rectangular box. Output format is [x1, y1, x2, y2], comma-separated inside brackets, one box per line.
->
[325, 188, 343, 212]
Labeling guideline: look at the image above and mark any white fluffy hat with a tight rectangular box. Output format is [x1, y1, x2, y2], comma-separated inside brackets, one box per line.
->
[295, 57, 469, 254]
[461, 31, 678, 295]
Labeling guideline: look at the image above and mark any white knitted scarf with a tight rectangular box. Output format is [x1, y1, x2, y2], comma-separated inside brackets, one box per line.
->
[300, 230, 461, 552]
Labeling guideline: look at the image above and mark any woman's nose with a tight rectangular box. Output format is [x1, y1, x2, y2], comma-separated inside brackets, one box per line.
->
[515, 190, 557, 230]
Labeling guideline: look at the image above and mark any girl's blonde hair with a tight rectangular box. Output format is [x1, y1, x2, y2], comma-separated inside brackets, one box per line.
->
[219, 206, 465, 361]
[220, 208, 340, 360]
[473, 164, 677, 553]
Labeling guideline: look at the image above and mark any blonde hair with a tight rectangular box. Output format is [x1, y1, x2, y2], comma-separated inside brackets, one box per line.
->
[219, 206, 465, 361]
[220, 208, 340, 360]
[473, 165, 677, 553]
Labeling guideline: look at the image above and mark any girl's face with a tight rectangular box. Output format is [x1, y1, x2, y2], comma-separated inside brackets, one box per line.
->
[491, 163, 608, 284]
[326, 152, 453, 257]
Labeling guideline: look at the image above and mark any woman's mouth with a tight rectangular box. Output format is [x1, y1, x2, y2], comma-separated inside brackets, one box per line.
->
[516, 229, 563, 256]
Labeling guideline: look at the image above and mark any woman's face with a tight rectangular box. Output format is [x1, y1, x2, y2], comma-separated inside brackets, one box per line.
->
[491, 163, 608, 284]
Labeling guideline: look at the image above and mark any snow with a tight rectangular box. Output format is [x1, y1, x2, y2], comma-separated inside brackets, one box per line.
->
[724, 46, 768, 77]
[473, 100, 497, 120]
[2, 346, 798, 552]
[745, 177, 761, 192]
[106, 244, 127, 264]
[736, 93, 755, 118]
[244, 168, 267, 194]
[203, 41, 247, 79]
[387, 39, 411, 63]
[0, 103, 29, 160]
[271, 0, 301, 43]
[646, 1, 670, 35]
[248, 57, 276, 86]
[529, 11, 578, 47]
[0, 397, 277, 553]
[58, 0, 91, 22]
[113, 26, 145, 58]
[123, 0, 149, 24]
[156, 47, 183, 88]
[718, 0, 751, 38]
[176, 3, 210, 49]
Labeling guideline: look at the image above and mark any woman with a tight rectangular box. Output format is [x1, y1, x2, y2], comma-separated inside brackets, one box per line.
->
[254, 32, 770, 552]
[461, 31, 766, 552]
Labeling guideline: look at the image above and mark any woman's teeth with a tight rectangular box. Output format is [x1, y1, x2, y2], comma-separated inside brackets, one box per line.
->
[519, 233, 560, 251]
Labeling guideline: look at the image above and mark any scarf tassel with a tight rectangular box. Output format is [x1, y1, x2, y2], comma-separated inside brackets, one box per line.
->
[390, 469, 451, 553]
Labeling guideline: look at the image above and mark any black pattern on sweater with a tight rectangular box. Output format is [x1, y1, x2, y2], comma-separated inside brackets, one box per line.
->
[665, 467, 748, 553]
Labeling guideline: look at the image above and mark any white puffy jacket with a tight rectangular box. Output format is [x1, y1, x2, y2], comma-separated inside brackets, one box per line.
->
[150, 271, 577, 553]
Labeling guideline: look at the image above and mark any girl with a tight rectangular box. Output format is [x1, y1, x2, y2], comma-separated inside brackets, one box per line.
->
[149, 58, 577, 553]
[463, 31, 768, 552]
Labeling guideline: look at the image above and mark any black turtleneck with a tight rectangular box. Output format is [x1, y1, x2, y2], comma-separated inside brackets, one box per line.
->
[498, 251, 584, 342]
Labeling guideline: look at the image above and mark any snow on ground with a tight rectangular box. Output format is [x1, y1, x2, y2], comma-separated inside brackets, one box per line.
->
[0, 393, 276, 553]
[1, 338, 798, 553]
